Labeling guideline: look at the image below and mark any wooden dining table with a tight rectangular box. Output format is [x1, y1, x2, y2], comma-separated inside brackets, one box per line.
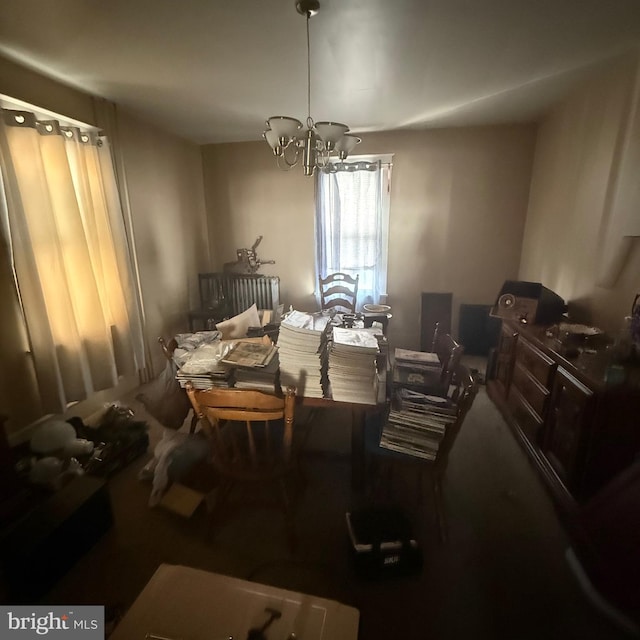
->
[171, 331, 389, 492]
[298, 394, 385, 491]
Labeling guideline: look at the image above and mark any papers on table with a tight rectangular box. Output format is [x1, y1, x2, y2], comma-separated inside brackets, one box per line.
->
[328, 327, 380, 404]
[221, 341, 277, 368]
[175, 341, 233, 389]
[277, 310, 331, 398]
[174, 335, 283, 391]
[172, 331, 223, 367]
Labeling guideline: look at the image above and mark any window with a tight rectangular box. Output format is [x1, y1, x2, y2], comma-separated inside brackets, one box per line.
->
[315, 155, 392, 307]
[0, 100, 145, 416]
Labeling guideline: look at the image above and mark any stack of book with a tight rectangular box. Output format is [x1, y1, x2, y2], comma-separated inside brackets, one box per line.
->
[221, 340, 279, 393]
[379, 388, 458, 460]
[392, 347, 442, 391]
[277, 310, 331, 398]
[233, 353, 280, 393]
[328, 327, 380, 404]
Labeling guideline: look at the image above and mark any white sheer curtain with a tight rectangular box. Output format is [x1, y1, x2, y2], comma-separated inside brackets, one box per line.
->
[315, 158, 392, 308]
[0, 108, 145, 414]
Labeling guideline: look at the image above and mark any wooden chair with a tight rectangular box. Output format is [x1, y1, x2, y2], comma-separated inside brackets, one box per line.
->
[185, 385, 299, 545]
[318, 272, 359, 314]
[396, 323, 464, 397]
[158, 337, 198, 433]
[365, 364, 478, 542]
[425, 322, 465, 396]
[187, 273, 228, 331]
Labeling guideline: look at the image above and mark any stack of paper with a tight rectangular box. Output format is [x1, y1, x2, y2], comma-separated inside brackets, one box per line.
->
[379, 389, 458, 460]
[328, 327, 380, 404]
[277, 310, 331, 397]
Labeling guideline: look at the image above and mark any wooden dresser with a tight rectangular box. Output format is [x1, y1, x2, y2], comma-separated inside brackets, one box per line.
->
[487, 319, 640, 513]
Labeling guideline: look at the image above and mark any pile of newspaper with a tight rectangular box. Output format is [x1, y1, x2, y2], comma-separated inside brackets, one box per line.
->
[328, 327, 380, 404]
[277, 310, 331, 398]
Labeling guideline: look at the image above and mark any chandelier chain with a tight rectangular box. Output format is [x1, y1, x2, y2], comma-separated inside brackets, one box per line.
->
[306, 12, 312, 124]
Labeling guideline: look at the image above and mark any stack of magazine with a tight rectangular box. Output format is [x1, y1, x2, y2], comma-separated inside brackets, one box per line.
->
[221, 340, 279, 393]
[379, 388, 458, 460]
[328, 327, 380, 404]
[277, 310, 331, 398]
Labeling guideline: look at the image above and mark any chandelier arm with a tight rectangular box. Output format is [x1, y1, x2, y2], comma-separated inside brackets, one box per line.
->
[315, 147, 330, 169]
[280, 143, 300, 168]
[276, 156, 293, 171]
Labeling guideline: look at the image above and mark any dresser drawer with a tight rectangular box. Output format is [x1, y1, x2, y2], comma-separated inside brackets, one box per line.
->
[544, 367, 595, 495]
[507, 386, 544, 447]
[515, 339, 555, 388]
[510, 361, 550, 419]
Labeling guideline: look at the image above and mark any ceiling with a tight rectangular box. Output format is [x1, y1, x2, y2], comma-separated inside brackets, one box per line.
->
[1, 0, 640, 145]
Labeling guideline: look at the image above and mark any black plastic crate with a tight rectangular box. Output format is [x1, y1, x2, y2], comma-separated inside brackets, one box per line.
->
[346, 507, 423, 579]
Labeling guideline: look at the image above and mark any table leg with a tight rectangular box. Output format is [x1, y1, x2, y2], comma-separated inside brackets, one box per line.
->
[351, 407, 366, 491]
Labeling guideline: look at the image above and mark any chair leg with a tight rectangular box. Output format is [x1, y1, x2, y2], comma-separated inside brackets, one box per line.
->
[189, 412, 199, 434]
[416, 466, 425, 504]
[366, 458, 390, 501]
[204, 479, 232, 539]
[278, 477, 298, 552]
[432, 473, 448, 543]
[278, 477, 291, 511]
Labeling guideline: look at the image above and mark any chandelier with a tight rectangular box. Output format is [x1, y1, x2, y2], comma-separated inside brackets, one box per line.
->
[263, 0, 361, 176]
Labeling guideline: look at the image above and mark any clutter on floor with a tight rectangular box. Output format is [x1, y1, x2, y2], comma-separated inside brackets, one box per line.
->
[69, 404, 149, 477]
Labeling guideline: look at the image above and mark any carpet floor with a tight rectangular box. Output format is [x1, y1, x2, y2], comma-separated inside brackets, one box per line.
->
[41, 375, 634, 640]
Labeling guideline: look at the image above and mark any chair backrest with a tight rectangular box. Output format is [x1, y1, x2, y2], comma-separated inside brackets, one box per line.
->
[197, 272, 281, 318]
[431, 323, 465, 391]
[198, 273, 227, 310]
[434, 364, 478, 468]
[318, 272, 359, 314]
[185, 385, 296, 481]
[158, 336, 178, 362]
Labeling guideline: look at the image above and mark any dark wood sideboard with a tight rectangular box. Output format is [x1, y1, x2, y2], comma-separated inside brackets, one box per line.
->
[487, 319, 640, 515]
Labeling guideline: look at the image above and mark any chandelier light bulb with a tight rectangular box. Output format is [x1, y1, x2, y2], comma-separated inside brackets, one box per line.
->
[336, 134, 362, 160]
[263, 128, 281, 154]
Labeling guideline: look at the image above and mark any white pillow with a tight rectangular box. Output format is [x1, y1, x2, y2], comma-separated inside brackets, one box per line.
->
[216, 303, 261, 340]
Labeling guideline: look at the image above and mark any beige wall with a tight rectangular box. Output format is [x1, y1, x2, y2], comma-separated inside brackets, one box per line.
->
[117, 112, 209, 376]
[520, 53, 640, 333]
[0, 56, 209, 438]
[202, 125, 537, 349]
